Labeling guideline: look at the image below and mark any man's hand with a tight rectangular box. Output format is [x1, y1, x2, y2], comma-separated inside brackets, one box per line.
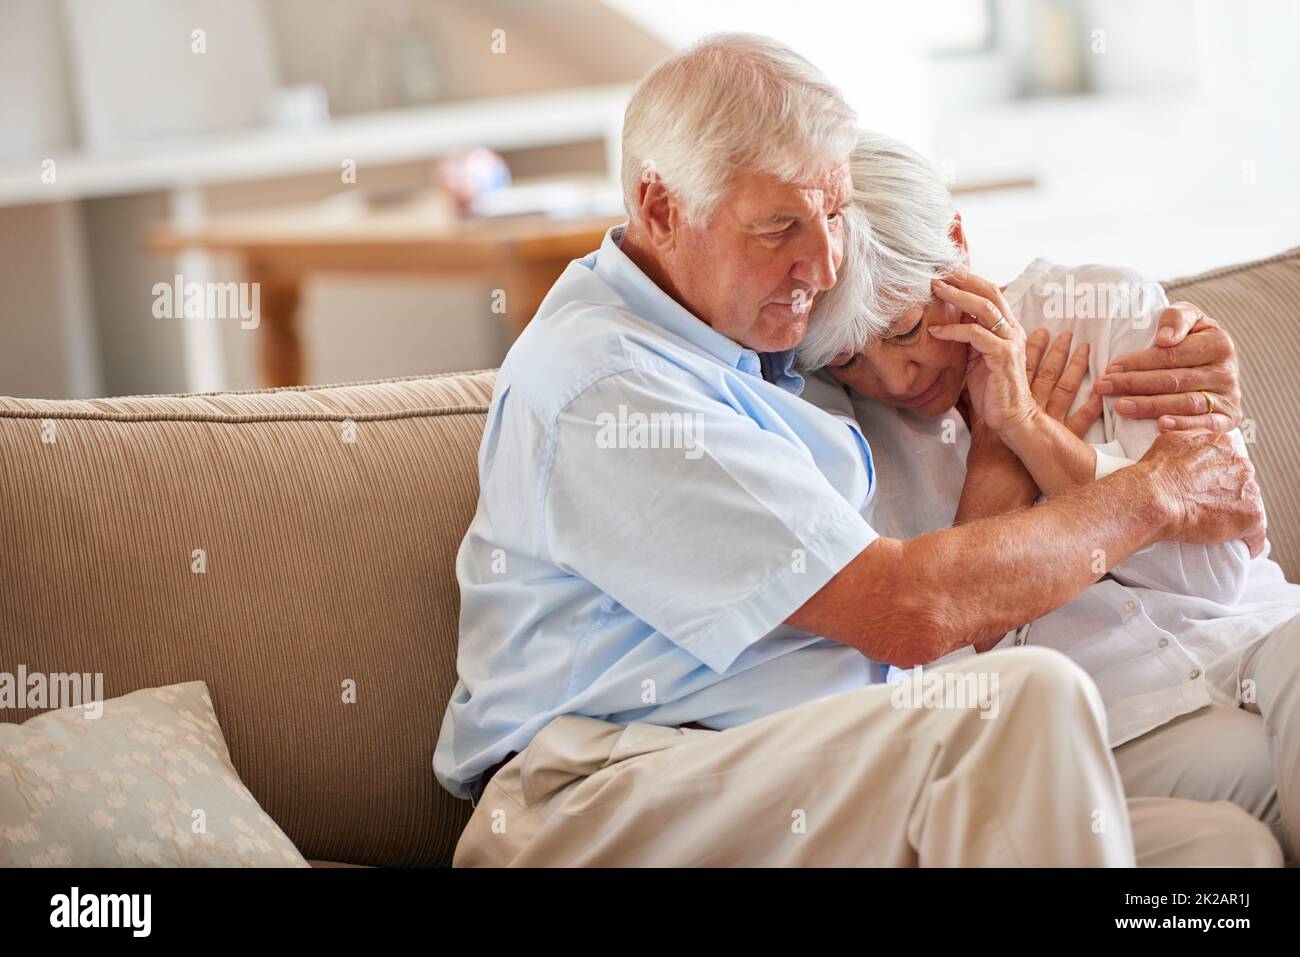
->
[1092, 303, 1243, 432]
[1139, 429, 1265, 556]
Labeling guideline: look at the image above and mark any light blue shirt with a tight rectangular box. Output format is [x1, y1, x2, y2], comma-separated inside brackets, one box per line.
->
[433, 224, 885, 802]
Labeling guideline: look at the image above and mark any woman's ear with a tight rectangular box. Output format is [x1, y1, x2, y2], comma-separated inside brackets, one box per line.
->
[949, 212, 970, 267]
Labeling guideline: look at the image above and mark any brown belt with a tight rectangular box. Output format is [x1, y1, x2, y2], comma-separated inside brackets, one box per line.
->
[477, 720, 711, 796]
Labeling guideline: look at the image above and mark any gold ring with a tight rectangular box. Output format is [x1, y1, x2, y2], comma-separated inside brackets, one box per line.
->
[1200, 391, 1217, 415]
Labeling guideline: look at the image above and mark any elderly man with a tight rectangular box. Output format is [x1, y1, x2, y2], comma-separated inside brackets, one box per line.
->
[434, 34, 1274, 866]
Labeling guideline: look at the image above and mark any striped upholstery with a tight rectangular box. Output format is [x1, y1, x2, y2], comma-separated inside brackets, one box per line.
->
[0, 372, 494, 866]
[1163, 246, 1300, 582]
[0, 248, 1295, 867]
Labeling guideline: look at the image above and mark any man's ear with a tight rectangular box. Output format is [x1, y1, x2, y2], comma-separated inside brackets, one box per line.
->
[637, 175, 679, 251]
[949, 211, 970, 267]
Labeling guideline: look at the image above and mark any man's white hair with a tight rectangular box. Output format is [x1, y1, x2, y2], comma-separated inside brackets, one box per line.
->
[797, 130, 967, 370]
[621, 33, 858, 229]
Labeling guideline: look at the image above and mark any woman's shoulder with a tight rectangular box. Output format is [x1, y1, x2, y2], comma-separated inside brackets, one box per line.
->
[1003, 257, 1159, 300]
[1005, 257, 1167, 340]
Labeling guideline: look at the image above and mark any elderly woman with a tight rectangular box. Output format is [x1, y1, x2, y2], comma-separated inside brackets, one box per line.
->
[801, 129, 1300, 858]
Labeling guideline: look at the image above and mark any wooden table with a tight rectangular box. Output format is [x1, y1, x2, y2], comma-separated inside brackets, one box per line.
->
[151, 191, 620, 386]
[149, 176, 1034, 389]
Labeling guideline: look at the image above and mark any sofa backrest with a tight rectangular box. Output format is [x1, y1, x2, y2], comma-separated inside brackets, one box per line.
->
[1163, 246, 1300, 581]
[0, 371, 495, 866]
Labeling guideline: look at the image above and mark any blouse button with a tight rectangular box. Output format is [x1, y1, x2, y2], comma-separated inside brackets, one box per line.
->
[1124, 601, 1137, 613]
[1189, 669, 1202, 680]
[1158, 638, 1169, 648]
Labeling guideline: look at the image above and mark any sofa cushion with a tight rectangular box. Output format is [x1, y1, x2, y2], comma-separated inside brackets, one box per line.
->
[0, 371, 494, 866]
[1163, 246, 1300, 582]
[0, 680, 309, 867]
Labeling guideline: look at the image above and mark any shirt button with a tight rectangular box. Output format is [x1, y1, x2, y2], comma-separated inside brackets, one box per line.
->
[1158, 638, 1169, 648]
[1015, 636, 1024, 645]
[1189, 669, 1202, 680]
[1124, 601, 1137, 613]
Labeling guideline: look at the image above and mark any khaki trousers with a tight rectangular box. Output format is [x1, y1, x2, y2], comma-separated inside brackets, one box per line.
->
[453, 646, 1279, 867]
[1115, 611, 1300, 861]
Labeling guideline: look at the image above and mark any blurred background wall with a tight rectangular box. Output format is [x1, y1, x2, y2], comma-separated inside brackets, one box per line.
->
[0, 0, 1296, 399]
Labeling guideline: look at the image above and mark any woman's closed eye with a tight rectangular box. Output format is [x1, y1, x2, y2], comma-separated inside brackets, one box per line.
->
[888, 316, 924, 344]
[828, 352, 862, 370]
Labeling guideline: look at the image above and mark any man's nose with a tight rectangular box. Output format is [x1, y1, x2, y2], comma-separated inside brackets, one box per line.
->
[791, 219, 838, 292]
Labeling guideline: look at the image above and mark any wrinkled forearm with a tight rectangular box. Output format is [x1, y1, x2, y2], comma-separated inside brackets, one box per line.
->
[879, 463, 1172, 665]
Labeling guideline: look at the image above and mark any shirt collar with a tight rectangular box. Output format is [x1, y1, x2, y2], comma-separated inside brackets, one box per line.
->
[590, 224, 777, 385]
[759, 348, 806, 395]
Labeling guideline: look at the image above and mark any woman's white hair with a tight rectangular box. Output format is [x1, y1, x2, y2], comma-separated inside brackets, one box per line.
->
[797, 130, 967, 371]
[621, 33, 858, 229]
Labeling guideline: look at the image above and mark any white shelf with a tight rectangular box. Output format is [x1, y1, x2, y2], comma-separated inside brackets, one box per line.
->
[0, 84, 632, 207]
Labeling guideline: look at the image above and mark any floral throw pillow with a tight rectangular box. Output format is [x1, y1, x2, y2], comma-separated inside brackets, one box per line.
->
[0, 680, 308, 867]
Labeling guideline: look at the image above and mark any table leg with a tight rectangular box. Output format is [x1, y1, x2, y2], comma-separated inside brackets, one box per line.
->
[506, 259, 567, 340]
[249, 266, 304, 387]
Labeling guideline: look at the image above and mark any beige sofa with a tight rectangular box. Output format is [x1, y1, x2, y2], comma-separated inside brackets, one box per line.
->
[1, 247, 1297, 867]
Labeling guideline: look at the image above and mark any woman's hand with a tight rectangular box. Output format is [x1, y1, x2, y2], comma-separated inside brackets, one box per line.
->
[932, 274, 1105, 497]
[928, 272, 1038, 435]
[1024, 328, 1104, 438]
[955, 333, 1101, 523]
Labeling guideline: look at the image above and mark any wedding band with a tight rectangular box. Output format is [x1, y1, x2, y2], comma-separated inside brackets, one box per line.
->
[989, 316, 1009, 334]
[1201, 390, 1217, 415]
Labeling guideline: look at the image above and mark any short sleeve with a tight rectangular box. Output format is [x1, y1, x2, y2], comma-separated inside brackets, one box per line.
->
[543, 363, 878, 673]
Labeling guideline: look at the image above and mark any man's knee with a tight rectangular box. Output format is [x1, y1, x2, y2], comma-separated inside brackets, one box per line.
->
[980, 645, 1104, 721]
